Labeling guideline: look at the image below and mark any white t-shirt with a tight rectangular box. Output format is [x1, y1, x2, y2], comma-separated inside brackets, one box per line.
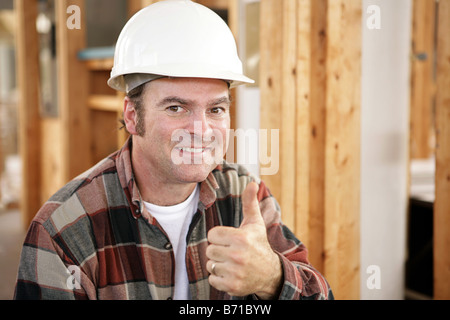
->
[143, 185, 199, 300]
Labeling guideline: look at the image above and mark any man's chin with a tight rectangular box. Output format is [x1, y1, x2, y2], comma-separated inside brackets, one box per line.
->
[171, 162, 218, 183]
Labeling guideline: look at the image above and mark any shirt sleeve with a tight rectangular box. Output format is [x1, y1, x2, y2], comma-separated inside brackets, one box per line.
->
[257, 180, 334, 300]
[14, 221, 90, 300]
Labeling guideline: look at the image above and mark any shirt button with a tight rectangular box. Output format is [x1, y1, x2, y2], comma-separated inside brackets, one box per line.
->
[133, 208, 140, 219]
[164, 242, 172, 250]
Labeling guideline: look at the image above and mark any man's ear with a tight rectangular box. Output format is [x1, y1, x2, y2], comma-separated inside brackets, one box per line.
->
[123, 97, 139, 135]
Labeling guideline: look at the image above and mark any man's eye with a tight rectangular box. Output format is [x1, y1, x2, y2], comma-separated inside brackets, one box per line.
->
[167, 106, 183, 113]
[210, 107, 225, 114]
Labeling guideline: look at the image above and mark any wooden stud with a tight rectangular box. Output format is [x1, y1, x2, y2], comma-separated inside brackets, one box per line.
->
[259, 0, 302, 235]
[295, 0, 311, 248]
[434, 0, 450, 300]
[410, 0, 436, 159]
[40, 118, 65, 204]
[15, 0, 42, 228]
[308, 0, 328, 273]
[296, 0, 328, 273]
[323, 0, 361, 299]
[281, 0, 298, 231]
[55, 0, 91, 180]
[260, 0, 283, 205]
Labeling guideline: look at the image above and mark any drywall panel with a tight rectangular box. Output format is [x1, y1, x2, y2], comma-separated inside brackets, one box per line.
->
[361, 0, 412, 299]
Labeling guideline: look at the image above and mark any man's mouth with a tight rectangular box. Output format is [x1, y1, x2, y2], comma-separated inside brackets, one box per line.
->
[176, 146, 214, 154]
[171, 145, 222, 166]
[180, 147, 206, 154]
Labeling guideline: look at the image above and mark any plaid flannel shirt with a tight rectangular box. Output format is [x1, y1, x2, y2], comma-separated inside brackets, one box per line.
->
[14, 138, 333, 300]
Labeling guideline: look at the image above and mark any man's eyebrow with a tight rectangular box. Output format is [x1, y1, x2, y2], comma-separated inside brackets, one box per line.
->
[156, 96, 232, 107]
[210, 96, 232, 106]
[157, 96, 192, 107]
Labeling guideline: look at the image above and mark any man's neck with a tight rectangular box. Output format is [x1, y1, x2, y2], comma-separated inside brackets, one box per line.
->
[140, 178, 197, 206]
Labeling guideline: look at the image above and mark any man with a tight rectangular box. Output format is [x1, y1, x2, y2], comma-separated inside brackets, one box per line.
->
[14, 0, 332, 300]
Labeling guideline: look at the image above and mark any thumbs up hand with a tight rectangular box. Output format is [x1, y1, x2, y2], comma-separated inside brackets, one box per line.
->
[206, 182, 283, 299]
[240, 181, 265, 228]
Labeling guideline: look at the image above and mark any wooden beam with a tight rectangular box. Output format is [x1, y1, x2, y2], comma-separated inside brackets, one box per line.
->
[85, 58, 114, 71]
[87, 95, 122, 112]
[15, 0, 41, 228]
[280, 0, 297, 231]
[308, 0, 328, 274]
[410, 0, 436, 159]
[434, 0, 450, 300]
[295, 0, 311, 250]
[260, 0, 301, 232]
[297, 0, 328, 273]
[260, 0, 283, 205]
[55, 0, 91, 180]
[40, 118, 65, 204]
[323, 0, 361, 299]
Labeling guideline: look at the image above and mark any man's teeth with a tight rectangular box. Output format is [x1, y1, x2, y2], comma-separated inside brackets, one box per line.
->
[182, 147, 205, 153]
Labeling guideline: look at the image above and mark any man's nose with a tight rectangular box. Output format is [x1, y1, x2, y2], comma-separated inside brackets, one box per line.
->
[187, 112, 213, 139]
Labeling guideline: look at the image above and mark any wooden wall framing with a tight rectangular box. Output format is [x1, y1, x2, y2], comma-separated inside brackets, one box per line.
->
[260, 0, 361, 299]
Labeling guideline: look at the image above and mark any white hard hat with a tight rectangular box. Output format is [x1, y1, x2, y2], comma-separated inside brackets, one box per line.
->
[108, 0, 254, 92]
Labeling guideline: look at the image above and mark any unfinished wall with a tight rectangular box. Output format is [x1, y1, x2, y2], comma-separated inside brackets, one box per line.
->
[259, 0, 362, 299]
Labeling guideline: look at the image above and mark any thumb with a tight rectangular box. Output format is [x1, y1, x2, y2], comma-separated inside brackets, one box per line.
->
[240, 182, 264, 227]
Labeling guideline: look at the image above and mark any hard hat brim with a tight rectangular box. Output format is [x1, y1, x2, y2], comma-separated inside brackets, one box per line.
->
[108, 66, 255, 92]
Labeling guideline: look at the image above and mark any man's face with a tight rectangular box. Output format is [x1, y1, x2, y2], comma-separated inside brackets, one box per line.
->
[129, 77, 231, 185]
